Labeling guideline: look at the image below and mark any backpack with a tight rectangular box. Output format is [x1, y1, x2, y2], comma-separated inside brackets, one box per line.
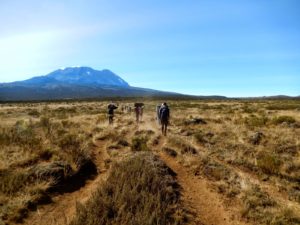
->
[108, 104, 117, 114]
[108, 107, 114, 115]
[160, 106, 169, 120]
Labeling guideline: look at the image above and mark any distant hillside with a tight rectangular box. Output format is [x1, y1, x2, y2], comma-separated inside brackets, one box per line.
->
[0, 67, 181, 101]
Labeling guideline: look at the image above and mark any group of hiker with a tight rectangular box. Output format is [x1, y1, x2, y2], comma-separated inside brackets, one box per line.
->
[107, 102, 170, 136]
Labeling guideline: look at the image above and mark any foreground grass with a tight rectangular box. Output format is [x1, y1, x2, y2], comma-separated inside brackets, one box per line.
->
[0, 104, 100, 224]
[1, 99, 300, 225]
[70, 152, 185, 225]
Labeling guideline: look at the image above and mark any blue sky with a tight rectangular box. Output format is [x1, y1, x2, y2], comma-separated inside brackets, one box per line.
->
[0, 0, 299, 97]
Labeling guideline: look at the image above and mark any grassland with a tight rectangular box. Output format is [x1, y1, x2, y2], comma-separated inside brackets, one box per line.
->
[0, 99, 300, 225]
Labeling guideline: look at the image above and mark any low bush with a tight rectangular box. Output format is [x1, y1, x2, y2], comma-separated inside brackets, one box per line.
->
[70, 152, 185, 225]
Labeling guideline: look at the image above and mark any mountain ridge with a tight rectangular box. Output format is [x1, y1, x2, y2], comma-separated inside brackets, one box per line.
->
[4, 67, 129, 88]
[0, 67, 182, 101]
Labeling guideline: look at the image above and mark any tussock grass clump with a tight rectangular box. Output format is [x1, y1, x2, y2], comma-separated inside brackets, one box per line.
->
[257, 152, 282, 175]
[96, 114, 107, 123]
[131, 136, 149, 152]
[242, 105, 258, 114]
[163, 147, 178, 157]
[27, 109, 40, 117]
[134, 129, 155, 136]
[272, 116, 296, 125]
[194, 131, 215, 145]
[244, 115, 269, 127]
[241, 185, 276, 223]
[241, 184, 300, 225]
[0, 120, 42, 150]
[271, 209, 300, 225]
[70, 152, 185, 225]
[95, 129, 119, 142]
[168, 136, 197, 155]
[193, 157, 233, 182]
[0, 170, 30, 195]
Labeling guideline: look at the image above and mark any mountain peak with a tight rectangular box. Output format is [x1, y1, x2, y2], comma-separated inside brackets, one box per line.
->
[43, 67, 129, 87]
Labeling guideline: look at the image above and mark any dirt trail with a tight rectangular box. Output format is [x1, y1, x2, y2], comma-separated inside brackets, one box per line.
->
[160, 153, 247, 225]
[22, 140, 110, 225]
[141, 118, 250, 225]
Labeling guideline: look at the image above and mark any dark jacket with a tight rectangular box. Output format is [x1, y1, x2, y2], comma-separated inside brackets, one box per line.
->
[159, 105, 170, 122]
[108, 104, 118, 115]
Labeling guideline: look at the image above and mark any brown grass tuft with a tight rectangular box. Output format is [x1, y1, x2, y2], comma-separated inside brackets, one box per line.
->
[70, 152, 185, 225]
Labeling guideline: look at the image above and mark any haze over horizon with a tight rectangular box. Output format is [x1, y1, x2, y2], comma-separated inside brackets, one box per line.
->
[0, 0, 299, 97]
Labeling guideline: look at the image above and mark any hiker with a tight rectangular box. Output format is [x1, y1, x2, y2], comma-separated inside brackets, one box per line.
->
[134, 103, 144, 123]
[107, 102, 118, 125]
[159, 102, 170, 136]
[156, 104, 161, 125]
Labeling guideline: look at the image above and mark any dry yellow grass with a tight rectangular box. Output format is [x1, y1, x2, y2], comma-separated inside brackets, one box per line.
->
[0, 99, 299, 225]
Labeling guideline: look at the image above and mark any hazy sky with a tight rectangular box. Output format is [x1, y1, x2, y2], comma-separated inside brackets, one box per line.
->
[0, 0, 299, 97]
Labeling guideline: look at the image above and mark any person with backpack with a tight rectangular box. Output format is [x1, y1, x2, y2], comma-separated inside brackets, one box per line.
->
[107, 102, 118, 125]
[159, 102, 170, 136]
[134, 103, 144, 123]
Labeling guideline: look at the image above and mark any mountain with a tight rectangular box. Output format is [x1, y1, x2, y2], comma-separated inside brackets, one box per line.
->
[8, 67, 130, 88]
[0, 67, 180, 101]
